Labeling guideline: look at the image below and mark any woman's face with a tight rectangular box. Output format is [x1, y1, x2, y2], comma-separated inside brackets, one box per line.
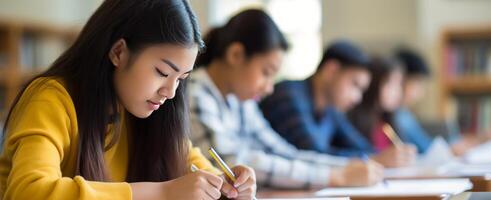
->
[403, 76, 428, 106]
[230, 48, 284, 101]
[112, 40, 198, 118]
[379, 69, 404, 112]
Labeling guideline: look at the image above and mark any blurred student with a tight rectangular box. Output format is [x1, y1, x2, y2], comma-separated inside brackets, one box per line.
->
[260, 41, 416, 168]
[0, 1, 256, 199]
[395, 48, 490, 155]
[392, 49, 433, 153]
[189, 9, 383, 189]
[348, 57, 417, 168]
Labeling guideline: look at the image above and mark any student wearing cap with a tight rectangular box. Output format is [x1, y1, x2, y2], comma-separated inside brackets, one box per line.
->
[260, 41, 416, 168]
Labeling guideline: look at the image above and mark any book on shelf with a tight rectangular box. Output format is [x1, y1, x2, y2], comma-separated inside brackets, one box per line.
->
[19, 33, 67, 71]
[456, 95, 491, 135]
[445, 39, 491, 77]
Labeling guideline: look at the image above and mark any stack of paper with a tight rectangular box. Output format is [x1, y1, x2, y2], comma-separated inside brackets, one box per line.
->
[385, 137, 491, 179]
[315, 178, 472, 197]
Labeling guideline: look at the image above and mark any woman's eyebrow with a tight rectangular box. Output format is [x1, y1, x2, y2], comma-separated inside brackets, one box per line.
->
[161, 59, 192, 74]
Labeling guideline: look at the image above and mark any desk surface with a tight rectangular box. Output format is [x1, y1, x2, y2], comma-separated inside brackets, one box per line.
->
[257, 189, 446, 200]
[257, 175, 491, 200]
[387, 175, 491, 192]
[257, 192, 491, 200]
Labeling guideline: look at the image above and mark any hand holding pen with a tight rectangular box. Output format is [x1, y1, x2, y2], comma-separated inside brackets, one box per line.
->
[370, 124, 417, 168]
[191, 147, 257, 200]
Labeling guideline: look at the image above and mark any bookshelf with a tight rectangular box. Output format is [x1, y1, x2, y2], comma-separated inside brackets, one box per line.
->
[440, 26, 491, 135]
[0, 19, 78, 121]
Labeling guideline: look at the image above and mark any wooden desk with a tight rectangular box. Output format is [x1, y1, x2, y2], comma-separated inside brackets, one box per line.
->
[257, 189, 447, 200]
[469, 176, 491, 192]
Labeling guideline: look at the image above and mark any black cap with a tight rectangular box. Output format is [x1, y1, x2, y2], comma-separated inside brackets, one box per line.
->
[395, 48, 431, 76]
[318, 40, 370, 70]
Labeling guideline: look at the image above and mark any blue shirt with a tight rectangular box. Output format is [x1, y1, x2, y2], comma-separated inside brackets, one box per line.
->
[393, 108, 433, 153]
[260, 79, 373, 157]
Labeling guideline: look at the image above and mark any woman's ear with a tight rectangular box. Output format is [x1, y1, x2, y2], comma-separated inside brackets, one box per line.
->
[109, 39, 130, 69]
[320, 60, 340, 80]
[224, 42, 246, 67]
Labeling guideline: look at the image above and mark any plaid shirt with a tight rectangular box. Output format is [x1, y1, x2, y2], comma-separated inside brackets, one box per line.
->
[187, 68, 349, 189]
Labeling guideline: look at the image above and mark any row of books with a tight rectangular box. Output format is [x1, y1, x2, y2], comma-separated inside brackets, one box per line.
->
[456, 95, 491, 135]
[445, 40, 491, 76]
[19, 33, 67, 71]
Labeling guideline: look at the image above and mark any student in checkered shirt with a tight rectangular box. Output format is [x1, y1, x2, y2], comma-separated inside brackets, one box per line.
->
[187, 9, 383, 189]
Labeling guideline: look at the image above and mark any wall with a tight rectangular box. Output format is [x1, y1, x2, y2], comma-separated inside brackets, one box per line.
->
[0, 0, 100, 27]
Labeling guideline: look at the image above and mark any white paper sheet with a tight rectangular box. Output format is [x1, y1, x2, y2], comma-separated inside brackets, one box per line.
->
[384, 137, 491, 179]
[419, 136, 456, 166]
[315, 178, 472, 197]
[463, 141, 491, 164]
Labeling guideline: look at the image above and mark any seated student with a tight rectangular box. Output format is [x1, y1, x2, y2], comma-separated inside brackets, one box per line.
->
[0, 1, 256, 199]
[348, 57, 417, 168]
[189, 9, 383, 189]
[393, 49, 434, 153]
[395, 48, 491, 155]
[260, 41, 416, 168]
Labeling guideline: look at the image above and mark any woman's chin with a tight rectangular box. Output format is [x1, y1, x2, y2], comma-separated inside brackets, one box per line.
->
[129, 109, 153, 119]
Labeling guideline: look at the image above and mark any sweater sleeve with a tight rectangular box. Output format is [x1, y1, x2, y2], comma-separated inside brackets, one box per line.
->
[1, 79, 131, 200]
[188, 141, 222, 175]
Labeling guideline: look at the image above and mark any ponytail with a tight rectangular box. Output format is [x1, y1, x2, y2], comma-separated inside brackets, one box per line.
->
[196, 9, 288, 68]
[196, 27, 224, 67]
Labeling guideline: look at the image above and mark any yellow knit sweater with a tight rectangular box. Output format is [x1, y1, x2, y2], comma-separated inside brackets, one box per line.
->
[0, 78, 220, 200]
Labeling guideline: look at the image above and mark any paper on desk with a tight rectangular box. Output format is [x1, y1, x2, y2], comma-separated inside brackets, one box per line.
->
[384, 160, 491, 178]
[384, 137, 456, 178]
[463, 141, 491, 164]
[315, 178, 472, 197]
[440, 162, 491, 177]
[419, 136, 456, 166]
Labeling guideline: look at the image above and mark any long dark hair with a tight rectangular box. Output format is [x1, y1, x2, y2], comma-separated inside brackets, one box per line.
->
[196, 9, 289, 67]
[348, 57, 403, 139]
[3, 0, 203, 182]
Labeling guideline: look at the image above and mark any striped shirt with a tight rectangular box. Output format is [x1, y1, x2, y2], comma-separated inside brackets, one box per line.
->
[187, 68, 350, 189]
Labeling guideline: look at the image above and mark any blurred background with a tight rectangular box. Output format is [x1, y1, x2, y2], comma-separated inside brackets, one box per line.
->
[0, 0, 490, 137]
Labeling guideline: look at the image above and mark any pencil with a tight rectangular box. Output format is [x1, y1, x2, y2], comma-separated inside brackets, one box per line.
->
[382, 123, 404, 148]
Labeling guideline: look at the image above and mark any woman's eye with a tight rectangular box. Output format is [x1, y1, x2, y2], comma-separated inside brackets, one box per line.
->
[155, 68, 168, 77]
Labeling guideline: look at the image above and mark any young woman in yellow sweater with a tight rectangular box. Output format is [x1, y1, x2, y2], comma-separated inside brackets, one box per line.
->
[0, 0, 256, 199]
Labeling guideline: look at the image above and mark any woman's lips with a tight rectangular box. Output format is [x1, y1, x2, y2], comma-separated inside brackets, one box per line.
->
[147, 100, 161, 110]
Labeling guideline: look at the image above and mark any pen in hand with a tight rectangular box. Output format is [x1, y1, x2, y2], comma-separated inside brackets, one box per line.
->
[208, 147, 258, 200]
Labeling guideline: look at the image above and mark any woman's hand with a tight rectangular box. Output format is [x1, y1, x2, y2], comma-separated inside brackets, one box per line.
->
[220, 165, 257, 200]
[131, 169, 223, 200]
[372, 144, 417, 168]
[330, 159, 384, 187]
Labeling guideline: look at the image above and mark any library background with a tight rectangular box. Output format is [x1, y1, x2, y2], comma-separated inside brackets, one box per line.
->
[0, 0, 490, 139]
